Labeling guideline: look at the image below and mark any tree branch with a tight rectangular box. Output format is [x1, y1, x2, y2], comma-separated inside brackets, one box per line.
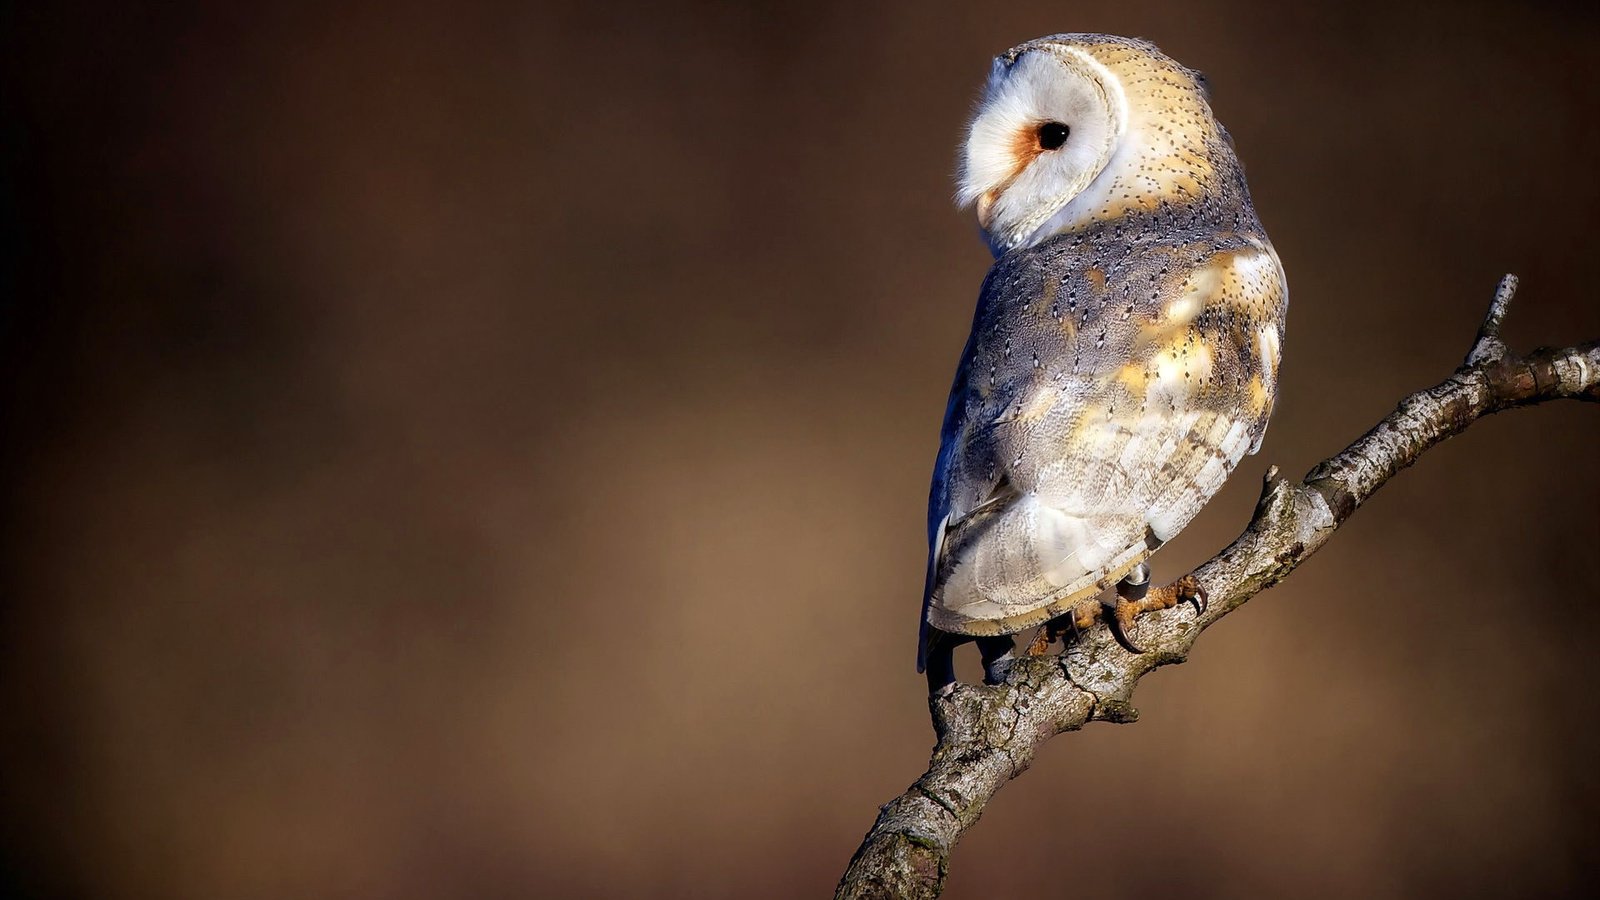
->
[835, 276, 1600, 899]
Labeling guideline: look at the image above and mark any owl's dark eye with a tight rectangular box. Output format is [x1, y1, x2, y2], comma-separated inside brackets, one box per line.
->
[1038, 122, 1071, 151]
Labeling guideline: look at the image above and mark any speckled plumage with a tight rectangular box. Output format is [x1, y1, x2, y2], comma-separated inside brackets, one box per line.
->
[921, 35, 1287, 656]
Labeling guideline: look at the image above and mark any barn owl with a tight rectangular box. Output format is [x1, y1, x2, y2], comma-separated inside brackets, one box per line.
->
[920, 34, 1287, 692]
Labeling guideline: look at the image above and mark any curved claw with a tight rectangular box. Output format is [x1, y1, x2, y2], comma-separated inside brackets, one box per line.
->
[1108, 611, 1146, 654]
[1184, 585, 1209, 616]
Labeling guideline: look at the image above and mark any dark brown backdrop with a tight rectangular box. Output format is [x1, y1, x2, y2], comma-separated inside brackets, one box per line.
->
[3, 2, 1598, 898]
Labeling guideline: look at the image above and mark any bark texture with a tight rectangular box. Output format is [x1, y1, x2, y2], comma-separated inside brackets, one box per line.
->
[835, 276, 1600, 899]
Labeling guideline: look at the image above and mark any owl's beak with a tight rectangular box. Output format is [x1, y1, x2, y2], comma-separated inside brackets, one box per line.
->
[975, 191, 998, 231]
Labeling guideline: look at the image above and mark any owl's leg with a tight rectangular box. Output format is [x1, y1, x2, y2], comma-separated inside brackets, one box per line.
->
[1109, 564, 1154, 653]
[1110, 564, 1208, 654]
[925, 630, 1018, 694]
[976, 635, 1015, 685]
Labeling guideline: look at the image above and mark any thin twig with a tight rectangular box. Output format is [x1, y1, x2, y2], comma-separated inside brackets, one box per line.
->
[1465, 273, 1519, 366]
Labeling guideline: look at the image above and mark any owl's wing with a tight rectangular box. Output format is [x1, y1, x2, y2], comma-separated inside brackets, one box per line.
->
[916, 319, 981, 672]
[922, 238, 1285, 644]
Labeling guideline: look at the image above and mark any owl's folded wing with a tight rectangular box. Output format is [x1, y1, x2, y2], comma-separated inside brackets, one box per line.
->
[922, 240, 1285, 641]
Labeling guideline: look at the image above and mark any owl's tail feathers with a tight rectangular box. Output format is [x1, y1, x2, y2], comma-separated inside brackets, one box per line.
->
[916, 618, 932, 674]
[931, 497, 1121, 626]
[919, 624, 952, 693]
[915, 512, 954, 674]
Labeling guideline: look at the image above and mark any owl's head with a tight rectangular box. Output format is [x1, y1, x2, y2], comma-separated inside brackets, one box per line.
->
[957, 35, 1215, 255]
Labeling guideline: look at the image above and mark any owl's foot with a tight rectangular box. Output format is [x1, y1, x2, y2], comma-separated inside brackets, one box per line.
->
[1025, 597, 1100, 656]
[1110, 567, 1207, 654]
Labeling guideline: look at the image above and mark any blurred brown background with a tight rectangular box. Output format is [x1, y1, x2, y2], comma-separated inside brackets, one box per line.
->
[2, 1, 1598, 897]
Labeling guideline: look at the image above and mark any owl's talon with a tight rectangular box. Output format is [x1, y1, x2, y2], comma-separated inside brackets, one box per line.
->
[1110, 564, 1150, 653]
[1108, 602, 1147, 654]
[1108, 572, 1207, 654]
[1174, 574, 1207, 616]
